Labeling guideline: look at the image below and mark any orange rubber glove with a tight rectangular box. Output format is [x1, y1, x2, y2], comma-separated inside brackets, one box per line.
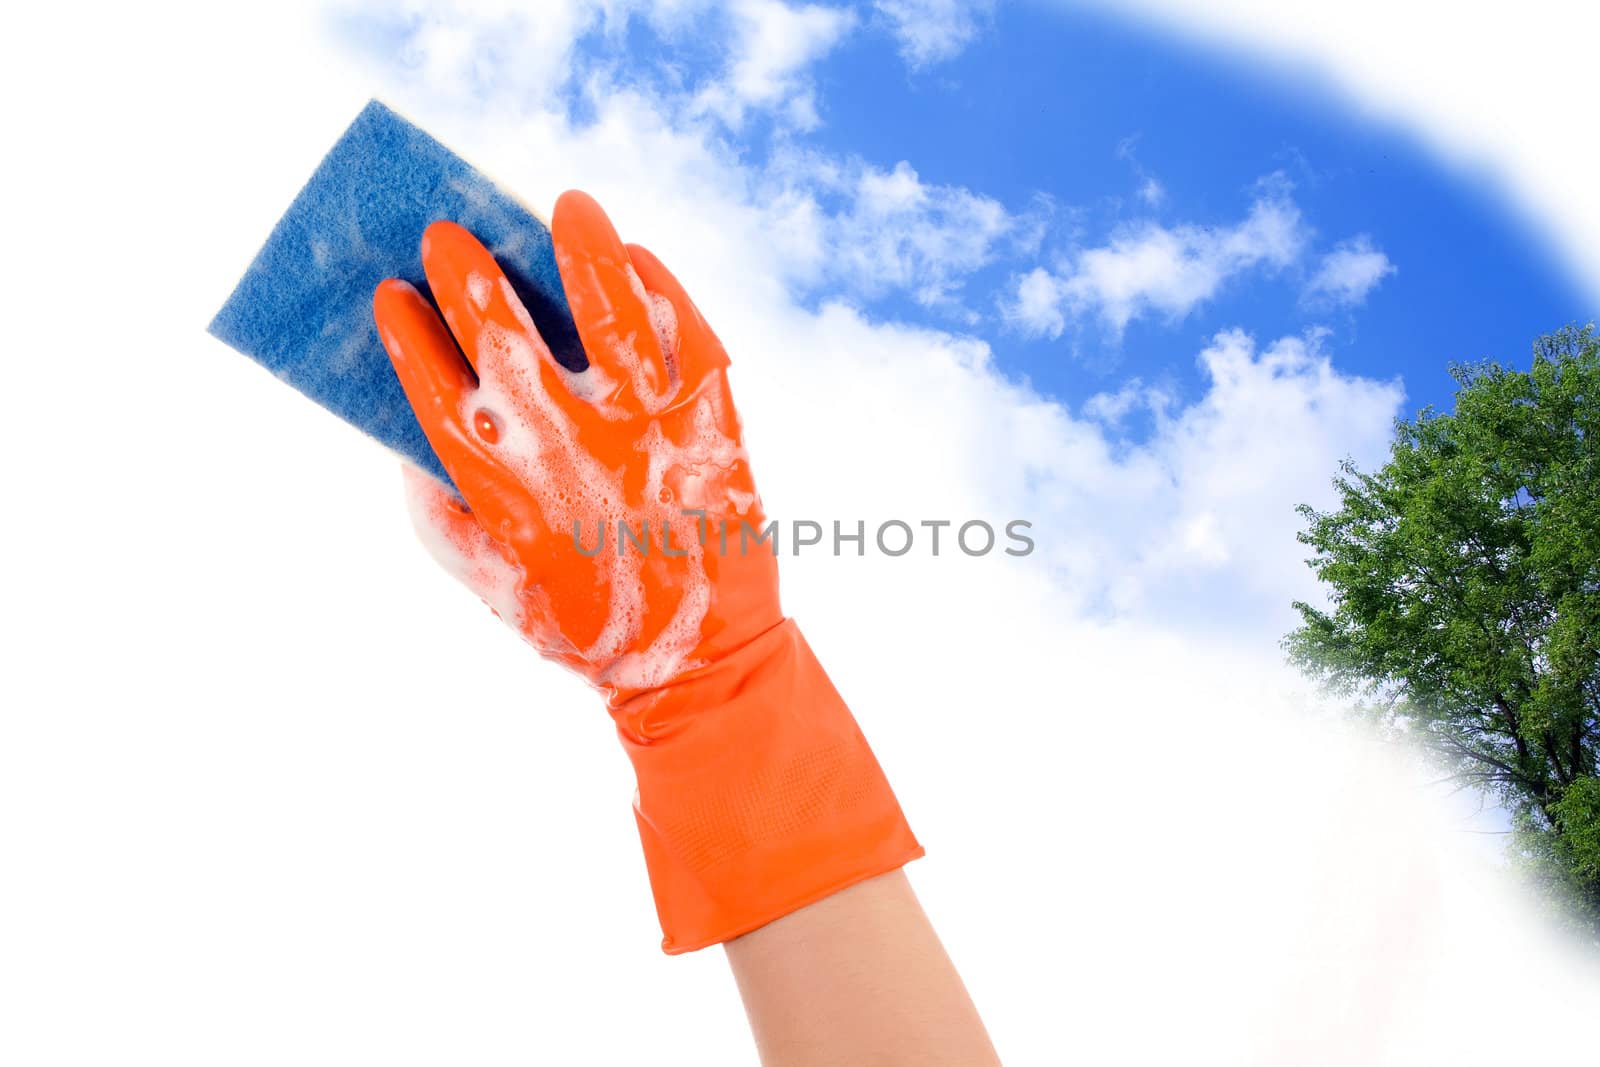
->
[373, 191, 922, 953]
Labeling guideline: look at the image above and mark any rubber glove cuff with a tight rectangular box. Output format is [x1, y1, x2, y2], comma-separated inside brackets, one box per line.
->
[610, 618, 923, 954]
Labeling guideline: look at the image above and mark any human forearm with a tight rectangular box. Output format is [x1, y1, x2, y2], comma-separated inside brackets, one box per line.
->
[726, 869, 1000, 1066]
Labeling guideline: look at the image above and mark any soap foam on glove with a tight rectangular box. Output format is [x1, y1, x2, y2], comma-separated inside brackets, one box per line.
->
[379, 195, 924, 953]
[208, 100, 583, 486]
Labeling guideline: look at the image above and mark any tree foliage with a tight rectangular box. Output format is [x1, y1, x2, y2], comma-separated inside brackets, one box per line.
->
[1287, 325, 1600, 936]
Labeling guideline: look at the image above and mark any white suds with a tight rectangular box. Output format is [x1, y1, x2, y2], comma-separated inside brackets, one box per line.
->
[409, 269, 756, 691]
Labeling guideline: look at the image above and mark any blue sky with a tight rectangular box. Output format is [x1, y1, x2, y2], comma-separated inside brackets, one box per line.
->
[464, 0, 1600, 426]
[822, 3, 1590, 402]
[331, 0, 1592, 636]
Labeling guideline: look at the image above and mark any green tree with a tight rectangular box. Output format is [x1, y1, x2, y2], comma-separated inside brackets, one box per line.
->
[1286, 325, 1600, 937]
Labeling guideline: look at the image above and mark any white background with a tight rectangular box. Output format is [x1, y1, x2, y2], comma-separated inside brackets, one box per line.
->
[3, 1, 1599, 1063]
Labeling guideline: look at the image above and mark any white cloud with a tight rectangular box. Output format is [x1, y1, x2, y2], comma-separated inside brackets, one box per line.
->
[336, 0, 602, 103]
[365, 6, 1030, 313]
[1304, 234, 1396, 306]
[1080, 377, 1160, 424]
[1010, 265, 1069, 336]
[874, 0, 995, 66]
[1122, 328, 1404, 623]
[1116, 133, 1167, 207]
[762, 154, 1028, 306]
[1006, 178, 1309, 337]
[692, 0, 856, 129]
[901, 325, 1405, 630]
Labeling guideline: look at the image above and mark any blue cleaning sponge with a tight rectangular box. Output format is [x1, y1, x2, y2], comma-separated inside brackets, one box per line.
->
[208, 100, 582, 486]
